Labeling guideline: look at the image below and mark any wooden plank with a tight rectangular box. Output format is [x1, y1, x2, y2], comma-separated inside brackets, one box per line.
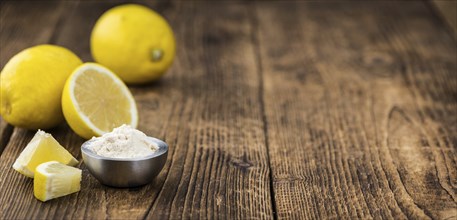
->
[0, 1, 134, 218]
[1, 1, 274, 219]
[0, 123, 13, 155]
[255, 1, 457, 219]
[432, 0, 457, 37]
[0, 0, 80, 217]
[144, 2, 273, 218]
[0, 1, 68, 154]
[0, 0, 74, 154]
[0, 1, 68, 67]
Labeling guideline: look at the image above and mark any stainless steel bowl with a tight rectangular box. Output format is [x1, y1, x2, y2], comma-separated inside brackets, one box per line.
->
[81, 137, 168, 188]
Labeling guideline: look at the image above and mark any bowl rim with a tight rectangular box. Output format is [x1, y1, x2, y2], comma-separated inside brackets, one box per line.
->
[81, 136, 168, 162]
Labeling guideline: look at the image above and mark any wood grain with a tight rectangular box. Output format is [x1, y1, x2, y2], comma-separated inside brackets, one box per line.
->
[0, 1, 81, 217]
[0, 1, 70, 153]
[1, 1, 274, 219]
[255, 1, 457, 219]
[140, 1, 274, 218]
[432, 0, 457, 37]
[1, 0, 456, 219]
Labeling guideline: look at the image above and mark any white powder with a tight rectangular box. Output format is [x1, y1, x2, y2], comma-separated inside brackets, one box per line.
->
[89, 125, 158, 158]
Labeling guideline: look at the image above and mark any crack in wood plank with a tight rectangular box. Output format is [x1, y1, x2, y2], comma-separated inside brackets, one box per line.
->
[1, 0, 456, 219]
[249, 1, 279, 219]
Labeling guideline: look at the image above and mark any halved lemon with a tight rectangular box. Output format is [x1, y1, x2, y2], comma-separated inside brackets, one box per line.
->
[12, 130, 78, 178]
[62, 63, 138, 139]
[34, 161, 82, 202]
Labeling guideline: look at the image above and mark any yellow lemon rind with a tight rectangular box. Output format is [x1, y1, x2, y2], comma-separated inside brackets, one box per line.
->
[34, 161, 82, 202]
[62, 63, 138, 139]
[12, 130, 78, 178]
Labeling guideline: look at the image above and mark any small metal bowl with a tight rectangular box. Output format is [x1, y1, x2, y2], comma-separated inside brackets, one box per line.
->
[81, 137, 168, 188]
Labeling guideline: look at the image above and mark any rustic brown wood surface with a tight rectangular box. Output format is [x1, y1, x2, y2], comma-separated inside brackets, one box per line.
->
[433, 0, 457, 37]
[0, 1, 456, 219]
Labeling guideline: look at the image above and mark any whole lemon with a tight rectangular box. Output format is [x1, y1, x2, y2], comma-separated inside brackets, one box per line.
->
[91, 4, 176, 84]
[0, 45, 82, 129]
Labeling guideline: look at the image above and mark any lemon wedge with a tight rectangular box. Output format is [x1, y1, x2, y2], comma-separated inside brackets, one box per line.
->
[62, 63, 138, 139]
[34, 161, 82, 202]
[12, 130, 78, 178]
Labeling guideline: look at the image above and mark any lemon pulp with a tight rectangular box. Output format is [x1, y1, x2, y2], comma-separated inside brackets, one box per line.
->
[34, 161, 82, 202]
[12, 130, 78, 178]
[62, 63, 138, 139]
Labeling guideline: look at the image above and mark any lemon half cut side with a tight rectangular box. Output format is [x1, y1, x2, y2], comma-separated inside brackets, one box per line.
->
[62, 63, 138, 139]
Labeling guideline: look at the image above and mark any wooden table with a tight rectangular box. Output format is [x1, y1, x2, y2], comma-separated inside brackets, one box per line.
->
[1, 1, 456, 219]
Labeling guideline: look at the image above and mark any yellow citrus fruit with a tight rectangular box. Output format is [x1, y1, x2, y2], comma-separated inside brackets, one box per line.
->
[62, 63, 138, 139]
[91, 4, 176, 84]
[0, 45, 82, 129]
[12, 130, 78, 178]
[34, 161, 82, 202]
